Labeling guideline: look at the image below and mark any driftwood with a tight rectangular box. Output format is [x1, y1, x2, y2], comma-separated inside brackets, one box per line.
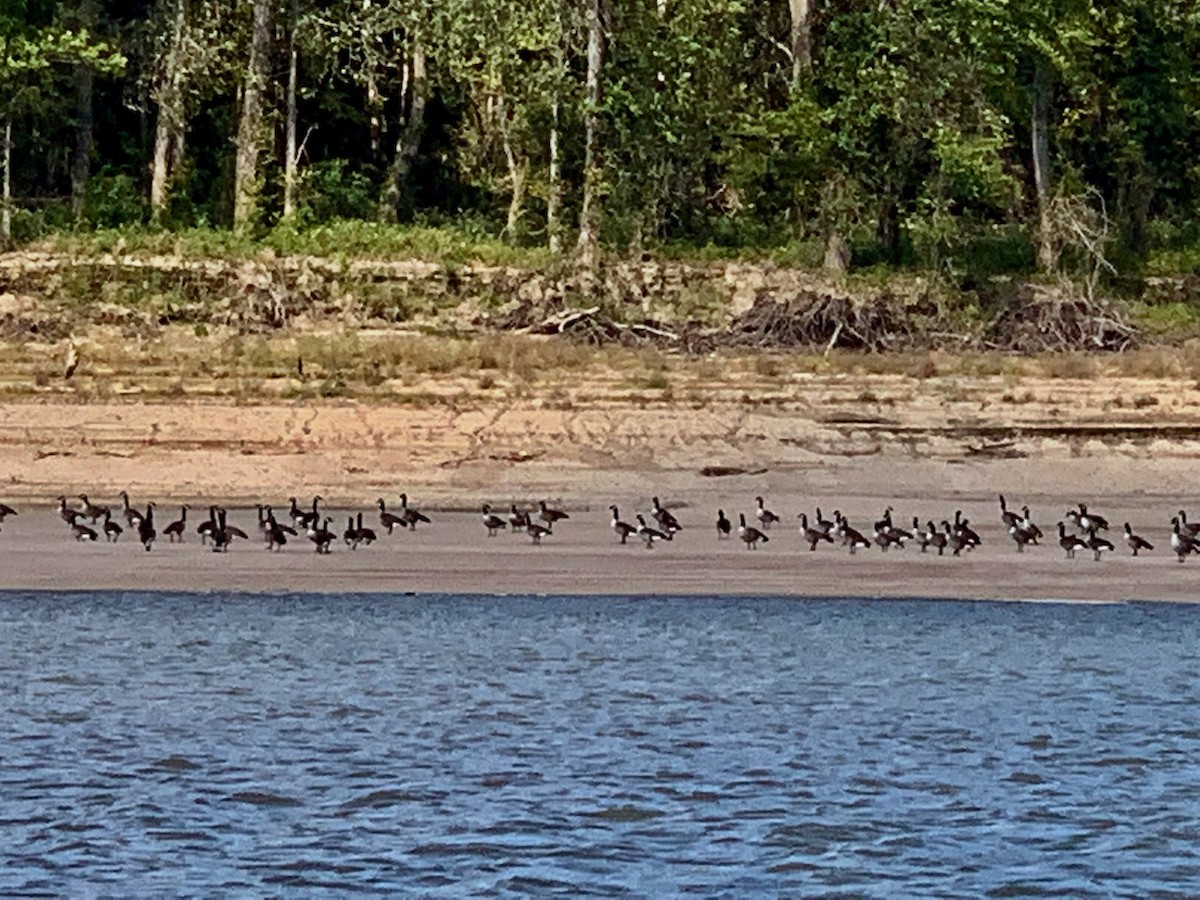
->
[965, 441, 1026, 459]
[987, 284, 1135, 352]
[729, 292, 913, 351]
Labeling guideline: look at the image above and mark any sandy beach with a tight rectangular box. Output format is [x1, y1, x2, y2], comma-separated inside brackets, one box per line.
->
[1, 370, 1199, 600]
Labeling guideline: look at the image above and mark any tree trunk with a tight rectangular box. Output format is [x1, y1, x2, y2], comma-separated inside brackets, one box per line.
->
[150, 0, 187, 223]
[381, 37, 427, 223]
[233, 0, 274, 233]
[576, 0, 604, 269]
[788, 0, 812, 88]
[71, 64, 94, 222]
[548, 93, 561, 254]
[499, 106, 526, 242]
[1, 120, 11, 248]
[1031, 59, 1055, 273]
[282, 0, 300, 220]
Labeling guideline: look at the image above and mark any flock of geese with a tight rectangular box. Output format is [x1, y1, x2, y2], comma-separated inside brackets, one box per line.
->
[1, 490, 1195, 563]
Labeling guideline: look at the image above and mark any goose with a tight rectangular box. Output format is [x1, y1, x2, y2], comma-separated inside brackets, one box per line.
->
[526, 519, 553, 545]
[998, 494, 1021, 530]
[799, 513, 833, 551]
[1076, 504, 1108, 532]
[0, 501, 16, 522]
[1170, 517, 1198, 563]
[953, 511, 981, 548]
[874, 506, 896, 535]
[343, 516, 359, 548]
[651, 497, 682, 533]
[377, 498, 407, 535]
[308, 516, 335, 553]
[1008, 521, 1039, 553]
[872, 522, 900, 552]
[197, 506, 218, 544]
[944, 521, 970, 557]
[399, 493, 431, 530]
[509, 504, 530, 532]
[609, 506, 636, 544]
[212, 509, 248, 553]
[118, 491, 143, 528]
[102, 510, 122, 543]
[1086, 529, 1114, 562]
[290, 495, 322, 530]
[72, 521, 98, 541]
[839, 517, 871, 554]
[1018, 506, 1043, 543]
[910, 516, 929, 552]
[137, 503, 156, 551]
[812, 508, 835, 536]
[1177, 511, 1200, 537]
[716, 509, 732, 539]
[636, 514, 672, 549]
[354, 512, 376, 546]
[57, 495, 82, 526]
[738, 513, 768, 549]
[755, 496, 779, 530]
[164, 505, 188, 542]
[482, 504, 508, 537]
[1057, 522, 1088, 559]
[885, 518, 914, 548]
[1123, 523, 1153, 556]
[78, 494, 108, 524]
[265, 511, 291, 550]
[926, 521, 947, 556]
[537, 500, 568, 530]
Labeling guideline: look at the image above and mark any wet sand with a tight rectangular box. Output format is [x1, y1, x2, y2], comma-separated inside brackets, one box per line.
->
[1, 493, 1196, 602]
[2, 391, 1200, 601]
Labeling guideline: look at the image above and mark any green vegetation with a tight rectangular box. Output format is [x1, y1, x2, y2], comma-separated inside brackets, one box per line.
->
[0, 0, 1199, 292]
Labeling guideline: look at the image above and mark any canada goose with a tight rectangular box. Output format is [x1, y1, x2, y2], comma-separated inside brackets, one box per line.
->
[885, 519, 914, 547]
[78, 494, 107, 524]
[1177, 511, 1200, 537]
[290, 495, 322, 530]
[799, 513, 833, 551]
[609, 506, 636, 544]
[538, 500, 568, 530]
[755, 496, 779, 530]
[212, 509, 248, 553]
[651, 497, 681, 533]
[1057, 522, 1088, 559]
[636, 514, 672, 549]
[998, 494, 1020, 530]
[308, 516, 335, 553]
[399, 494, 431, 530]
[526, 519, 553, 545]
[1018, 506, 1043, 543]
[874, 506, 896, 534]
[1086, 529, 1114, 562]
[944, 521, 970, 557]
[0, 501, 16, 521]
[1076, 504, 1109, 532]
[839, 516, 871, 554]
[343, 516, 359, 547]
[137, 503, 156, 551]
[911, 516, 929, 552]
[738, 513, 768, 549]
[57, 495, 82, 526]
[1171, 517, 1198, 563]
[926, 521, 947, 556]
[197, 506, 217, 544]
[119, 491, 143, 528]
[102, 510, 122, 543]
[72, 521, 98, 541]
[1008, 521, 1039, 552]
[813, 508, 835, 536]
[1124, 523, 1153, 556]
[377, 498, 406, 535]
[354, 512, 376, 546]
[716, 509, 732, 539]
[164, 505, 188, 542]
[482, 504, 506, 540]
[265, 511, 291, 550]
[953, 511, 981, 548]
[509, 504, 530, 532]
[872, 522, 899, 552]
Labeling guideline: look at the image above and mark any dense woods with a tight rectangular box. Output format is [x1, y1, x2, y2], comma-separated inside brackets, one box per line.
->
[4, 0, 1200, 282]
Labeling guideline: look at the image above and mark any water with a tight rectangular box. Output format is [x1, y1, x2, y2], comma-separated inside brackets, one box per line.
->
[1, 593, 1199, 895]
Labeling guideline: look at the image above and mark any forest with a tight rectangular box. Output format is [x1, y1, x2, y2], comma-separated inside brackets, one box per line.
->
[3, 0, 1200, 287]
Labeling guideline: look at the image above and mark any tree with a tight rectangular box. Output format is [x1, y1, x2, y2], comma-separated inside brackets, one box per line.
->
[232, 0, 274, 232]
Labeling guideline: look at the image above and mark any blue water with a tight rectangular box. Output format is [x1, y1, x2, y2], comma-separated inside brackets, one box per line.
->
[1, 593, 1199, 895]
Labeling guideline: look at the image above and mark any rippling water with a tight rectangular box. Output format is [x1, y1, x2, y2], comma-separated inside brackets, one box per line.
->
[2, 593, 1199, 895]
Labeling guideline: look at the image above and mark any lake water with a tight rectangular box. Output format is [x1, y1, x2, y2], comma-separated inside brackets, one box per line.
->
[1, 593, 1199, 896]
